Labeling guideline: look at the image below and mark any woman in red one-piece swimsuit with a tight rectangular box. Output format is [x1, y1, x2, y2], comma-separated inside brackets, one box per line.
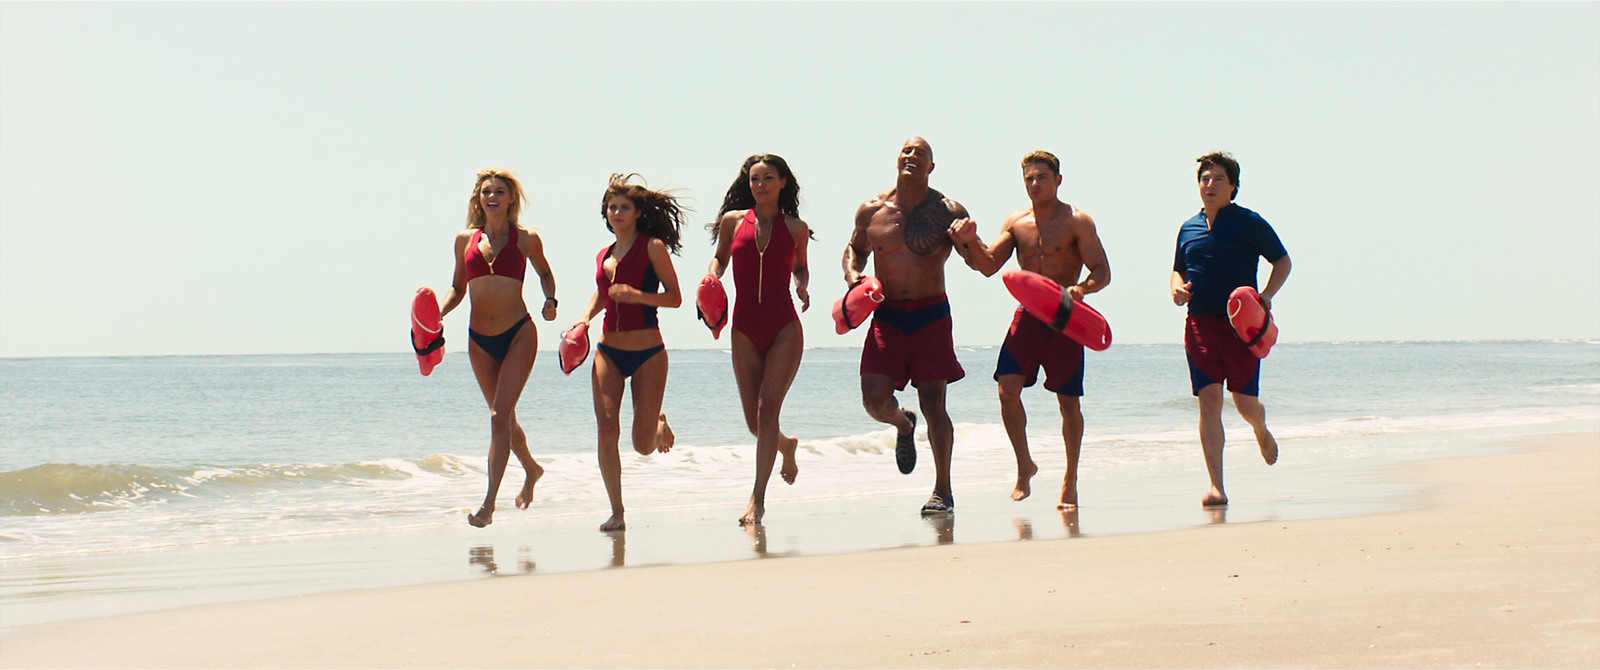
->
[706, 154, 812, 526]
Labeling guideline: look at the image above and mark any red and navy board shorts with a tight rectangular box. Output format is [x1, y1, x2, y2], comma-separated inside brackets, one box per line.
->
[1184, 314, 1260, 396]
[994, 307, 1084, 396]
[860, 294, 965, 390]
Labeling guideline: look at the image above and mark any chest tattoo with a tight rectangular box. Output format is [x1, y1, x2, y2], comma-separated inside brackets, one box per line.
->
[902, 192, 955, 256]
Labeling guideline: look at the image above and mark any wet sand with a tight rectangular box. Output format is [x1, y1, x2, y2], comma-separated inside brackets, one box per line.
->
[0, 421, 1431, 632]
[2, 432, 1595, 668]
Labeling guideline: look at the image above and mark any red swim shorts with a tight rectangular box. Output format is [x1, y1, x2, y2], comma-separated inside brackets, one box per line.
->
[1184, 314, 1261, 396]
[994, 307, 1084, 395]
[860, 295, 965, 390]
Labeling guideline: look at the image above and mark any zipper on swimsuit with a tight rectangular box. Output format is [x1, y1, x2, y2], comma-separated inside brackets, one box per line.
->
[480, 228, 501, 276]
[754, 214, 772, 303]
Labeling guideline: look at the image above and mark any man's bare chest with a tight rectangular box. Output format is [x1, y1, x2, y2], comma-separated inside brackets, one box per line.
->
[874, 199, 955, 256]
[1016, 217, 1079, 258]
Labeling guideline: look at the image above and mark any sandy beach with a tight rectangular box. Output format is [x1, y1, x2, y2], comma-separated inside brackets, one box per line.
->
[3, 432, 1596, 669]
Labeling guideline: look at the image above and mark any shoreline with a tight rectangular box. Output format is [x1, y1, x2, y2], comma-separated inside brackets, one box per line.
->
[2, 415, 1510, 632]
[3, 432, 1595, 668]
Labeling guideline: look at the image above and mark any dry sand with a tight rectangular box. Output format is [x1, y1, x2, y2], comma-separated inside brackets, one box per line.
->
[3, 433, 1596, 669]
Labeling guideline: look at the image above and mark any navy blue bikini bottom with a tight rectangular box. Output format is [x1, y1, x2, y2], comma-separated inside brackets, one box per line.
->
[597, 343, 665, 378]
[469, 315, 531, 362]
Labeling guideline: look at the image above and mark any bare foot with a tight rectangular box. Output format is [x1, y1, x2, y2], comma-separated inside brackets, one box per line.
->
[1056, 475, 1078, 511]
[1201, 487, 1229, 507]
[468, 506, 493, 527]
[515, 461, 544, 510]
[656, 413, 675, 453]
[599, 514, 626, 532]
[1256, 425, 1278, 465]
[739, 499, 764, 526]
[778, 435, 799, 485]
[1011, 459, 1038, 501]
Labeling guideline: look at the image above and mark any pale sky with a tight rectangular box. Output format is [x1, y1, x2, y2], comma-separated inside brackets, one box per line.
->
[3, 2, 1596, 358]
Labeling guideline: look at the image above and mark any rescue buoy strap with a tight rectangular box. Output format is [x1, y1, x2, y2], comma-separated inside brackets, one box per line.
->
[413, 333, 445, 356]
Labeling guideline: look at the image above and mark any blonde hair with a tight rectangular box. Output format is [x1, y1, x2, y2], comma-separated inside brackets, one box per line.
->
[466, 168, 526, 229]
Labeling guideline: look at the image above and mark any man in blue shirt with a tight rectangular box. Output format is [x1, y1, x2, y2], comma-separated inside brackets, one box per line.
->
[1170, 152, 1292, 507]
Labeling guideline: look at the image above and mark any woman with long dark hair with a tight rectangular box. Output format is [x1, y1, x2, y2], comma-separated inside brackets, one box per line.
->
[706, 154, 812, 525]
[570, 173, 685, 532]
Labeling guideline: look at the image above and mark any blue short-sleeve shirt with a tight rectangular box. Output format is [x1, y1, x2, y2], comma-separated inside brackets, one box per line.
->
[1172, 203, 1287, 317]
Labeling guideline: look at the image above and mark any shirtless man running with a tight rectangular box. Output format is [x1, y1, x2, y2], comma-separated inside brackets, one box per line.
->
[844, 136, 980, 515]
[949, 150, 1110, 510]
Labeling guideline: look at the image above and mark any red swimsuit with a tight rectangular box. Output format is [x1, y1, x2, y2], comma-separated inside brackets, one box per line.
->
[730, 209, 799, 355]
[596, 237, 660, 333]
[462, 227, 530, 362]
[463, 228, 526, 282]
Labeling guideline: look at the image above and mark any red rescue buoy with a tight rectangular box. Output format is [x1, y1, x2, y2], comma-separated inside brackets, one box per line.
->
[411, 287, 445, 376]
[696, 273, 728, 339]
[832, 276, 885, 335]
[1227, 286, 1277, 358]
[1000, 269, 1112, 351]
[558, 322, 590, 375]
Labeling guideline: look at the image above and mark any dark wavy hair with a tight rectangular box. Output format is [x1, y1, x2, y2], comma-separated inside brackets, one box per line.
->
[601, 173, 685, 254]
[1196, 151, 1241, 200]
[709, 154, 806, 243]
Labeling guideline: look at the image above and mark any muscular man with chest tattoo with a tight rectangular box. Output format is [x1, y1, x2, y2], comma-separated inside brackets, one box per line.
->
[842, 136, 984, 515]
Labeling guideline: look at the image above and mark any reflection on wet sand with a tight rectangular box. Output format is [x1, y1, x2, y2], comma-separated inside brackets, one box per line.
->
[925, 513, 954, 545]
[745, 524, 767, 557]
[1206, 506, 1228, 525]
[1060, 510, 1082, 538]
[468, 546, 536, 576]
[1013, 518, 1033, 540]
[743, 523, 798, 559]
[469, 546, 497, 575]
[1016, 511, 1081, 540]
[605, 530, 626, 567]
[462, 501, 1146, 580]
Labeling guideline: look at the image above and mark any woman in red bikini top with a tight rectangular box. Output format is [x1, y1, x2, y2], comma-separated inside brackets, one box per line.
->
[705, 154, 813, 526]
[437, 169, 558, 529]
[568, 173, 685, 533]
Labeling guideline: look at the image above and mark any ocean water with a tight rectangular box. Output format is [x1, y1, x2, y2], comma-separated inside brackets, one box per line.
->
[2, 341, 1597, 630]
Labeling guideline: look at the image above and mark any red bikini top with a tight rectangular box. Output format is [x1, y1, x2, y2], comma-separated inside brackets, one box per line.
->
[464, 227, 526, 282]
